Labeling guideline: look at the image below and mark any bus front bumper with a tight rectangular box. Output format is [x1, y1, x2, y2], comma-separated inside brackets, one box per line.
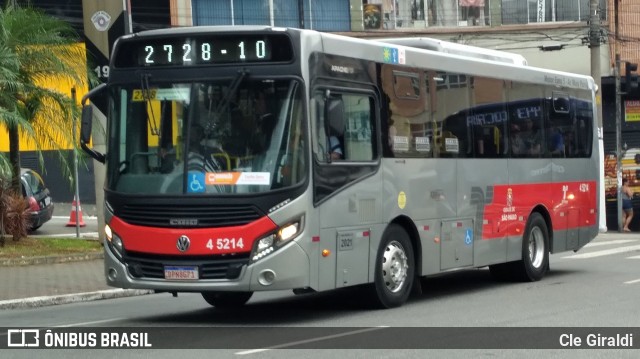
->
[103, 241, 310, 292]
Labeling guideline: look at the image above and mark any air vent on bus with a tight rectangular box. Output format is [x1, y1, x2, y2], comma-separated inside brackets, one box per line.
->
[117, 203, 263, 228]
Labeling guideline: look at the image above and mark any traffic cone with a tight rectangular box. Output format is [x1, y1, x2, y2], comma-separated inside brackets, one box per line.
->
[66, 196, 86, 227]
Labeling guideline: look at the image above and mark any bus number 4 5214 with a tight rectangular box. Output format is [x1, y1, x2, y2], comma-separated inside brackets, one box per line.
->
[206, 238, 245, 251]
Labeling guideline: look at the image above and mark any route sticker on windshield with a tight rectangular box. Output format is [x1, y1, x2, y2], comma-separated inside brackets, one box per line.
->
[131, 89, 158, 102]
[154, 88, 190, 101]
[206, 172, 271, 185]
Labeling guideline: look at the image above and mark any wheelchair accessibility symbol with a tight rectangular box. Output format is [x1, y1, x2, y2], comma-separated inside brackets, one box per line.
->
[465, 229, 472, 246]
[188, 171, 205, 193]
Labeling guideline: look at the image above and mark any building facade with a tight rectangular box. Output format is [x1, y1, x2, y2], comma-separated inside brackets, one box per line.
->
[11, 0, 640, 224]
[167, 1, 610, 77]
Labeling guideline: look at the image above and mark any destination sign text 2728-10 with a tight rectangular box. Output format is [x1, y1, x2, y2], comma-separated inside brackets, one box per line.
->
[115, 34, 294, 67]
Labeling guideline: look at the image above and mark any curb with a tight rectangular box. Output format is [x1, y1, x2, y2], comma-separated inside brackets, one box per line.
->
[0, 252, 104, 267]
[0, 289, 155, 310]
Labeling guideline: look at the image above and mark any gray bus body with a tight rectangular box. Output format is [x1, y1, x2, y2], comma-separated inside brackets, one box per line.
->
[82, 26, 599, 308]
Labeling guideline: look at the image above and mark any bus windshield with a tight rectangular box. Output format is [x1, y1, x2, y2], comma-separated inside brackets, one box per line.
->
[106, 78, 307, 195]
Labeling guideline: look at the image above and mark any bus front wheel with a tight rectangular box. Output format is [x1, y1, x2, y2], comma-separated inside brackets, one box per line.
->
[201, 291, 253, 308]
[370, 224, 414, 309]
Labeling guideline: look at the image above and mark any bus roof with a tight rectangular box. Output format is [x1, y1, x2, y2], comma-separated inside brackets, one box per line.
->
[374, 37, 528, 66]
[315, 31, 595, 92]
[123, 25, 280, 38]
[112, 26, 594, 92]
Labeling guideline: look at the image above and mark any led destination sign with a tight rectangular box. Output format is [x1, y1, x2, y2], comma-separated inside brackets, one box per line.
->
[114, 34, 293, 67]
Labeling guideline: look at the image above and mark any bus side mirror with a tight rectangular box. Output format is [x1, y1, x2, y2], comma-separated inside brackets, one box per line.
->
[80, 83, 107, 163]
[80, 105, 93, 146]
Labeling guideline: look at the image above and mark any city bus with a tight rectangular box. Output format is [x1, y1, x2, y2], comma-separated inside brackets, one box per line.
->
[79, 26, 599, 309]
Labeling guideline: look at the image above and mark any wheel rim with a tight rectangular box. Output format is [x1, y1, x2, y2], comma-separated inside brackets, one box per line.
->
[528, 226, 545, 269]
[381, 240, 409, 293]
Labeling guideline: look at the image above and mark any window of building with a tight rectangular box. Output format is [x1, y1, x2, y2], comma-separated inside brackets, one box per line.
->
[501, 0, 607, 25]
[367, 0, 606, 29]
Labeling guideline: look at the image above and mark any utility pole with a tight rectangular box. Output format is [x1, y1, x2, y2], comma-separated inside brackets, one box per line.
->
[590, 0, 601, 125]
[614, 0, 623, 232]
[82, 0, 132, 241]
[72, 88, 80, 238]
[298, 0, 304, 28]
[590, 0, 607, 232]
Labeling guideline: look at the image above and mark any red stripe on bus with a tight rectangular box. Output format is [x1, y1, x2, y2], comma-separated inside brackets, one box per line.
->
[481, 181, 597, 240]
[109, 216, 278, 255]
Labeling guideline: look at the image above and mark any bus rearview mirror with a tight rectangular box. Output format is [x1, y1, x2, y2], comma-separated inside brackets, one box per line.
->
[325, 97, 345, 136]
[80, 105, 93, 145]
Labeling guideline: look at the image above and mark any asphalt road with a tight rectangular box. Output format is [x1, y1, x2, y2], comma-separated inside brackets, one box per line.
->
[29, 210, 99, 239]
[1, 234, 639, 358]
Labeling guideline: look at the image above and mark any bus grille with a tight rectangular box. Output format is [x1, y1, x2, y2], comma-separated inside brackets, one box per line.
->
[124, 252, 250, 280]
[117, 203, 263, 228]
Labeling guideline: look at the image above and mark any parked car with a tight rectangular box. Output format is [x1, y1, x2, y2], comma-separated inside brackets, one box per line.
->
[20, 168, 54, 231]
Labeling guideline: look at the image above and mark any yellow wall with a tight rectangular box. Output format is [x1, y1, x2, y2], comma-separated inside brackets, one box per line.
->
[0, 43, 90, 152]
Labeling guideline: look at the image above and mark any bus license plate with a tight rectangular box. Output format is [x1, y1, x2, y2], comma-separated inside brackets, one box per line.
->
[164, 266, 199, 280]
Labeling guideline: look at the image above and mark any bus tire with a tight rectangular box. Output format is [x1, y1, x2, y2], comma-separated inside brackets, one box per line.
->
[515, 212, 549, 281]
[201, 291, 253, 308]
[370, 224, 414, 309]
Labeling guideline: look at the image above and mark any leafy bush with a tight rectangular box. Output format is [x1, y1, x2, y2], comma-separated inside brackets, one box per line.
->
[0, 176, 30, 246]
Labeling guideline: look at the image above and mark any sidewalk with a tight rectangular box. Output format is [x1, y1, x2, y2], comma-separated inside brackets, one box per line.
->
[0, 231, 634, 310]
[0, 202, 152, 309]
[0, 258, 152, 309]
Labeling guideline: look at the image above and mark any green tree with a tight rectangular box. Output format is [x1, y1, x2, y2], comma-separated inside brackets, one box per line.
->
[0, 38, 20, 180]
[0, 4, 90, 193]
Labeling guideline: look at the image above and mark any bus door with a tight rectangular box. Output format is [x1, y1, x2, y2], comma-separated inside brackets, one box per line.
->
[548, 93, 586, 251]
[312, 89, 382, 290]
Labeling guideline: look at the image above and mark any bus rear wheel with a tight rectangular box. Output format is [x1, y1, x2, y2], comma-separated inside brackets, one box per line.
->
[201, 291, 253, 308]
[489, 212, 549, 282]
[370, 224, 414, 309]
[515, 212, 549, 281]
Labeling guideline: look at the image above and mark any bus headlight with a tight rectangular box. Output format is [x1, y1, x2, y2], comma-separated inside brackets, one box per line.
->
[251, 217, 304, 263]
[105, 224, 124, 260]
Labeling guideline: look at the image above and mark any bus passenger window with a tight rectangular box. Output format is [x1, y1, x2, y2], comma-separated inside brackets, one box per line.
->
[511, 118, 541, 157]
[476, 126, 502, 158]
[548, 126, 565, 157]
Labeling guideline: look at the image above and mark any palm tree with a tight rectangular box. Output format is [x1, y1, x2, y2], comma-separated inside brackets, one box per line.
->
[0, 38, 20, 180]
[0, 4, 90, 193]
